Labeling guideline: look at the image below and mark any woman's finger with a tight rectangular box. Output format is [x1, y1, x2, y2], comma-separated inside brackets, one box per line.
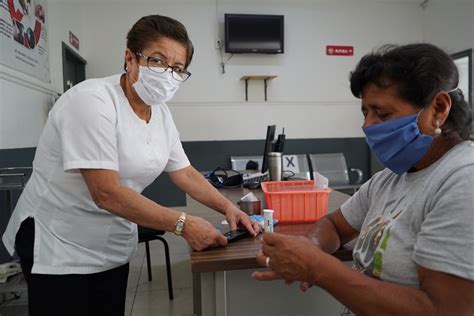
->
[251, 221, 261, 234]
[216, 232, 228, 247]
[255, 250, 267, 267]
[251, 271, 280, 281]
[262, 232, 280, 246]
[300, 282, 311, 292]
[261, 243, 275, 257]
[227, 215, 238, 231]
[240, 216, 257, 236]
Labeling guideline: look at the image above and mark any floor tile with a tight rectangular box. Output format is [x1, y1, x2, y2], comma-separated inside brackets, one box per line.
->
[0, 304, 29, 316]
[136, 253, 192, 292]
[131, 287, 193, 316]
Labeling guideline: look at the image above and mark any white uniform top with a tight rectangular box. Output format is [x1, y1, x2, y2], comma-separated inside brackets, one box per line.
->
[2, 74, 190, 274]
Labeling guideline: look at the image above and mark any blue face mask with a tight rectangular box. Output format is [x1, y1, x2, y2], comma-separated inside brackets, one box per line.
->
[363, 112, 433, 175]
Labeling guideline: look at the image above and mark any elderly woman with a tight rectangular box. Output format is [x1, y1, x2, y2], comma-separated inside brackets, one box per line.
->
[3, 15, 258, 315]
[253, 43, 474, 315]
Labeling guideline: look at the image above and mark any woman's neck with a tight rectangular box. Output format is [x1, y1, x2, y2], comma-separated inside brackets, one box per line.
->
[120, 74, 151, 123]
[410, 133, 464, 172]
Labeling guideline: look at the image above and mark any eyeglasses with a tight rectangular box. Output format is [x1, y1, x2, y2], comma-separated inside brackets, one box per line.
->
[135, 52, 191, 82]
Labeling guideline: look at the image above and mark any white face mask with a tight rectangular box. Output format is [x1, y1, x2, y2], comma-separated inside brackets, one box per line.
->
[132, 66, 181, 106]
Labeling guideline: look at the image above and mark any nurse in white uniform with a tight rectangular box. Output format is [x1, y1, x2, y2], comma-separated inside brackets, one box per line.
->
[2, 14, 259, 316]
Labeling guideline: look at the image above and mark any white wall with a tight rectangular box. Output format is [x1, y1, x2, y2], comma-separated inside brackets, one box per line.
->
[47, 1, 86, 93]
[5, 0, 471, 149]
[0, 0, 72, 150]
[422, 0, 474, 107]
[0, 66, 56, 149]
[45, 0, 425, 141]
[422, 0, 473, 55]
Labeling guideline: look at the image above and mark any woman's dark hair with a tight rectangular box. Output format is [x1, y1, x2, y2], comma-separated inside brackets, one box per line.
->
[124, 15, 194, 69]
[350, 43, 472, 139]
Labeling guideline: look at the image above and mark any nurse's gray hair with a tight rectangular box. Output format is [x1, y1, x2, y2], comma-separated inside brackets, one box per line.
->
[124, 15, 194, 70]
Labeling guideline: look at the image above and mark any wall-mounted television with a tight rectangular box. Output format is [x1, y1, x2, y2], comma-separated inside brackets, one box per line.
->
[225, 14, 284, 54]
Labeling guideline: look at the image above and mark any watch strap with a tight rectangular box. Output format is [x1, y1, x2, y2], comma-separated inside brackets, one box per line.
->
[174, 212, 186, 235]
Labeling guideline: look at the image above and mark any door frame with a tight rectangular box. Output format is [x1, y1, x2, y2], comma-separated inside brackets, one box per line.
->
[451, 49, 472, 108]
[62, 42, 87, 92]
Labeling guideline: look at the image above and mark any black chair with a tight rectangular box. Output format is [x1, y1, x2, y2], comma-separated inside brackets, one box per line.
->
[137, 226, 173, 300]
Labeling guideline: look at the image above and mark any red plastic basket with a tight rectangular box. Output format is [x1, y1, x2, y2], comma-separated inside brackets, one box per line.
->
[261, 180, 331, 223]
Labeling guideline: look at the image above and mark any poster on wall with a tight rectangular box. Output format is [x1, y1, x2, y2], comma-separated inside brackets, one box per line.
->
[0, 0, 49, 83]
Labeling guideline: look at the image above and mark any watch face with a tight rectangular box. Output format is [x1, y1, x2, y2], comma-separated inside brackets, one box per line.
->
[176, 221, 184, 231]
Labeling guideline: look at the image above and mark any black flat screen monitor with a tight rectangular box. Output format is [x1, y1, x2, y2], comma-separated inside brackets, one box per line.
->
[261, 125, 276, 173]
[225, 14, 284, 54]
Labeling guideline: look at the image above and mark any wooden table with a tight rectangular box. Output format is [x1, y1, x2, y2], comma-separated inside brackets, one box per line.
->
[188, 188, 352, 316]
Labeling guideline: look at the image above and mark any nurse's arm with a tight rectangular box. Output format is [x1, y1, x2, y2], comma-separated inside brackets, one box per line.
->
[167, 166, 235, 214]
[80, 169, 227, 251]
[167, 166, 260, 235]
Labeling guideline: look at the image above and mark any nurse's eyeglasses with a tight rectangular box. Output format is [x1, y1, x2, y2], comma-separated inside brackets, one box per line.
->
[135, 52, 191, 82]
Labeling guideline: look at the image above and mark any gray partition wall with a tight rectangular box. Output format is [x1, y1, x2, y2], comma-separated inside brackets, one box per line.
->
[145, 137, 372, 206]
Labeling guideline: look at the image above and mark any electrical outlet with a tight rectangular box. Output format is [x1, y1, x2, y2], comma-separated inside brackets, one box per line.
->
[215, 39, 222, 49]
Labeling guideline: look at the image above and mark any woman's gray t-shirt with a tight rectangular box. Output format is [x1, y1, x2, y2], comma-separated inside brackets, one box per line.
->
[341, 140, 474, 287]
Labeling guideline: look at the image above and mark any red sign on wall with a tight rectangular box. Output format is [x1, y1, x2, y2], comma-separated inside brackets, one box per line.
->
[326, 45, 354, 56]
[69, 31, 80, 50]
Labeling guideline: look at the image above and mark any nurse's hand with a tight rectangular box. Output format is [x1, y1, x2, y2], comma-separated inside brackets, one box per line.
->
[224, 206, 260, 237]
[182, 215, 228, 251]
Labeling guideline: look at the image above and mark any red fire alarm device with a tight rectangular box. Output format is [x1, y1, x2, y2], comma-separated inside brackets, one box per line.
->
[326, 45, 354, 56]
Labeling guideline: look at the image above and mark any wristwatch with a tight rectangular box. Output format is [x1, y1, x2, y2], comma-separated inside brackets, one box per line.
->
[174, 212, 186, 235]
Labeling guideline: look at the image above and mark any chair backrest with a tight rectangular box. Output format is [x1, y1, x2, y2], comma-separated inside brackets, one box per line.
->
[230, 156, 263, 171]
[0, 167, 32, 190]
[281, 155, 310, 179]
[308, 153, 350, 186]
[0, 173, 26, 190]
[0, 168, 31, 214]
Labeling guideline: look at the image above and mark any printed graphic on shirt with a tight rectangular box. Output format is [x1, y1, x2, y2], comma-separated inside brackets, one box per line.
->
[353, 210, 402, 278]
[340, 209, 402, 315]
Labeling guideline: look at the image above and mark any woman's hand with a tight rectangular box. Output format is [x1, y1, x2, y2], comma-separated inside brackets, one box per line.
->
[299, 281, 313, 292]
[181, 215, 227, 251]
[252, 232, 326, 284]
[224, 205, 260, 236]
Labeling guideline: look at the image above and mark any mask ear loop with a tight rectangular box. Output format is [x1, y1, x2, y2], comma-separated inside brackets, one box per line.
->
[434, 87, 459, 136]
[415, 108, 425, 123]
[429, 87, 460, 137]
[415, 107, 443, 137]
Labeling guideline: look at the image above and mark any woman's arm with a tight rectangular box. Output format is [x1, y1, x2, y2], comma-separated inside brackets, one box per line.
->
[167, 166, 259, 235]
[318, 251, 474, 315]
[297, 209, 359, 291]
[305, 209, 359, 253]
[253, 233, 474, 316]
[80, 169, 227, 251]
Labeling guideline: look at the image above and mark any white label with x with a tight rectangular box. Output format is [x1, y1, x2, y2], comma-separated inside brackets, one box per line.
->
[283, 155, 300, 173]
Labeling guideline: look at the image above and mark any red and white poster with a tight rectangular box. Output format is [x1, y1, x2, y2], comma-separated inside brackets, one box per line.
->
[326, 45, 354, 56]
[0, 0, 49, 83]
